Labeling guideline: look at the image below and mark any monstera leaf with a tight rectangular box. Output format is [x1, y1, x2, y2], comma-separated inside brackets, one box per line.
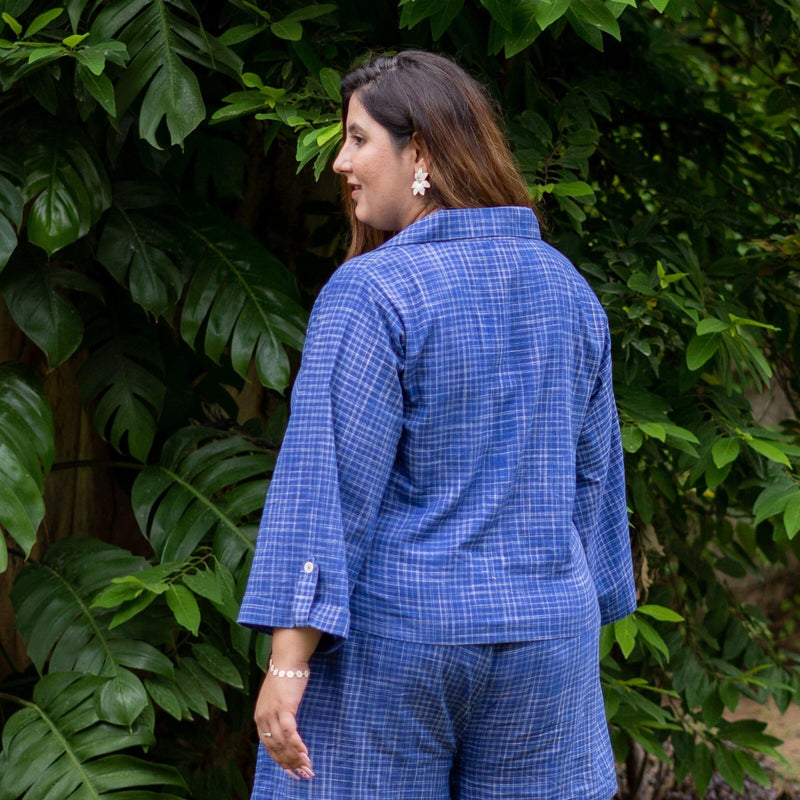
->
[132, 426, 274, 570]
[22, 132, 111, 255]
[0, 364, 54, 572]
[0, 171, 23, 270]
[1, 245, 102, 368]
[0, 673, 185, 800]
[10, 538, 174, 727]
[97, 205, 186, 317]
[90, 0, 241, 148]
[78, 319, 166, 463]
[178, 211, 307, 393]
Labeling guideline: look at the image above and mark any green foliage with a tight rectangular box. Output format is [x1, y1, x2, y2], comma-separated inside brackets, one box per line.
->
[1, 1, 799, 798]
[0, 673, 185, 800]
[0, 364, 54, 571]
[132, 426, 273, 569]
[177, 211, 307, 392]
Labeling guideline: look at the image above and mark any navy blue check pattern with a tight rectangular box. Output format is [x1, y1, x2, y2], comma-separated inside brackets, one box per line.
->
[239, 207, 636, 648]
[251, 626, 617, 800]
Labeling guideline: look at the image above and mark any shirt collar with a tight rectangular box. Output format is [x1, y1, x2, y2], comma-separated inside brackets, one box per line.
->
[381, 206, 541, 249]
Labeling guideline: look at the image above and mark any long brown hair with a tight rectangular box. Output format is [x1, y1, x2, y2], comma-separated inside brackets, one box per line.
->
[339, 50, 535, 259]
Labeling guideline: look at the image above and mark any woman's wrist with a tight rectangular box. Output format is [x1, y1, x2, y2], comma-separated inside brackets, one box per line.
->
[268, 657, 311, 679]
[269, 627, 323, 673]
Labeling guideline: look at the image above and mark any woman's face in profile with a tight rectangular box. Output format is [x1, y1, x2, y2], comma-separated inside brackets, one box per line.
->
[333, 93, 429, 232]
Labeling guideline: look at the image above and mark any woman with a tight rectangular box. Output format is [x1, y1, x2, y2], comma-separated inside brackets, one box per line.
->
[238, 50, 637, 799]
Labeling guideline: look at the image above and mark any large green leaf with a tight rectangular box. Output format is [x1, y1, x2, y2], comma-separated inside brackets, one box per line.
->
[0, 673, 185, 800]
[0, 364, 53, 571]
[90, 0, 241, 148]
[178, 211, 307, 393]
[10, 538, 175, 726]
[22, 133, 111, 256]
[0, 173, 23, 270]
[132, 426, 274, 570]
[1, 246, 101, 368]
[78, 321, 166, 463]
[96, 205, 186, 317]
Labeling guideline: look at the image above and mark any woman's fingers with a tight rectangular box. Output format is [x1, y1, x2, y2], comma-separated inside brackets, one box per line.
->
[260, 721, 314, 778]
[255, 682, 314, 779]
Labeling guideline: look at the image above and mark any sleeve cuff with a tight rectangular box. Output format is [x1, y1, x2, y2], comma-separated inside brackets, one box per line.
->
[237, 558, 351, 643]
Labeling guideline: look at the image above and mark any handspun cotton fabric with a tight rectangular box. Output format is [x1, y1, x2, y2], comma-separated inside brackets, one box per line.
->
[239, 205, 637, 799]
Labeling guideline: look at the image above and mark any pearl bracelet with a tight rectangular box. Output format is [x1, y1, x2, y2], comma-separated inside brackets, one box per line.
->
[269, 657, 310, 679]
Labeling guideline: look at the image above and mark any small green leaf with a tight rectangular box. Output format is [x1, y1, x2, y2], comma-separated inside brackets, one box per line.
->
[714, 745, 745, 793]
[728, 313, 779, 332]
[719, 680, 739, 712]
[271, 19, 303, 40]
[316, 121, 342, 146]
[621, 425, 643, 453]
[753, 481, 797, 525]
[534, 0, 571, 29]
[705, 460, 731, 491]
[634, 616, 670, 660]
[319, 67, 341, 103]
[783, 495, 800, 539]
[76, 63, 116, 116]
[192, 643, 243, 688]
[696, 317, 730, 335]
[218, 23, 263, 45]
[118, 561, 179, 590]
[711, 437, 740, 469]
[2, 12, 23, 36]
[480, 0, 514, 31]
[614, 615, 637, 658]
[637, 604, 684, 622]
[28, 44, 63, 64]
[63, 32, 89, 47]
[570, 0, 621, 40]
[686, 333, 721, 370]
[651, 0, 670, 11]
[693, 743, 713, 798]
[627, 272, 655, 295]
[97, 669, 149, 727]
[25, 8, 64, 38]
[746, 438, 791, 468]
[166, 584, 201, 635]
[182, 567, 222, 604]
[75, 45, 106, 74]
[91, 581, 143, 608]
[284, 3, 336, 21]
[553, 180, 594, 197]
[639, 422, 666, 441]
[108, 590, 157, 628]
[145, 675, 186, 720]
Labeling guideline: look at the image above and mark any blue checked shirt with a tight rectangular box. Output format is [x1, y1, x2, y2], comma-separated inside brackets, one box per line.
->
[239, 207, 637, 647]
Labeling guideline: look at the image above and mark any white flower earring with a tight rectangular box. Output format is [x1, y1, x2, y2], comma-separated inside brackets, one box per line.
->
[412, 167, 430, 196]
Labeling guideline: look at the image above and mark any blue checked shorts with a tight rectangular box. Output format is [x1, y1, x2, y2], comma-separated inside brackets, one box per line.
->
[250, 624, 617, 800]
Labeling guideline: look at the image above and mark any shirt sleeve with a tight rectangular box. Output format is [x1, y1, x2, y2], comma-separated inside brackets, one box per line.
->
[237, 266, 404, 647]
[573, 329, 637, 626]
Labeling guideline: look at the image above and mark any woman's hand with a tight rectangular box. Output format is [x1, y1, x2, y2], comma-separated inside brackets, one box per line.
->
[254, 627, 322, 780]
[254, 664, 313, 780]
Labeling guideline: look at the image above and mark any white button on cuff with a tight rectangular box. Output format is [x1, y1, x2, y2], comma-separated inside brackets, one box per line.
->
[303, 561, 314, 574]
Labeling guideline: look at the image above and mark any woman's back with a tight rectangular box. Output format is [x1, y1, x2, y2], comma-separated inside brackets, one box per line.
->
[325, 207, 628, 642]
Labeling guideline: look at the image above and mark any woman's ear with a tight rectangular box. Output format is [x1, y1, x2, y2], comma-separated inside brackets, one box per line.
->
[410, 132, 429, 168]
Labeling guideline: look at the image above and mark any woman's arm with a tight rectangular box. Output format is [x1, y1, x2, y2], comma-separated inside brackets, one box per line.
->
[253, 626, 323, 780]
